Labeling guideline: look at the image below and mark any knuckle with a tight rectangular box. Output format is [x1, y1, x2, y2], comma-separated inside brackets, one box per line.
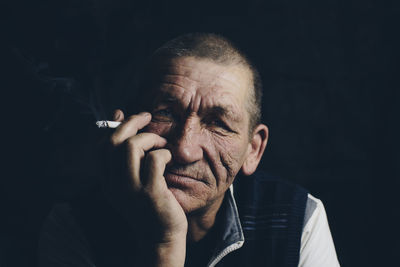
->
[125, 137, 136, 148]
[126, 114, 143, 126]
[144, 133, 164, 143]
[145, 149, 171, 164]
[145, 151, 159, 169]
[126, 122, 138, 133]
[110, 135, 119, 146]
[146, 150, 158, 161]
[127, 114, 139, 121]
[160, 148, 172, 158]
[141, 132, 155, 138]
[125, 138, 144, 158]
[141, 186, 151, 195]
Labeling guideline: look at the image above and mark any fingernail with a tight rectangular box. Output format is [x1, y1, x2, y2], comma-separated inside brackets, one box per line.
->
[141, 112, 151, 118]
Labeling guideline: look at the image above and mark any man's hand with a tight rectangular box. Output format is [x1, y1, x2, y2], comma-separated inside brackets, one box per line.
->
[106, 109, 187, 267]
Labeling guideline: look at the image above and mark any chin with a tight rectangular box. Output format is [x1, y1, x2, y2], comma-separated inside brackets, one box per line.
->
[168, 187, 205, 214]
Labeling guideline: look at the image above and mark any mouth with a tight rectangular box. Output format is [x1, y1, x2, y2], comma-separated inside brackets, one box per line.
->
[164, 170, 207, 188]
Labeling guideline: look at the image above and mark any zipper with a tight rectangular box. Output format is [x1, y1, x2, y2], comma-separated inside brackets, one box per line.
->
[208, 240, 244, 267]
[207, 185, 245, 267]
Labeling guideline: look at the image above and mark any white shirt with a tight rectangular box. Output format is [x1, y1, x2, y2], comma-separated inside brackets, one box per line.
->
[299, 194, 340, 267]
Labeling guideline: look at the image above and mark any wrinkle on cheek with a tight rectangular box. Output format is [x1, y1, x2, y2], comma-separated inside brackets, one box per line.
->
[216, 136, 246, 177]
[218, 151, 236, 183]
[205, 136, 237, 188]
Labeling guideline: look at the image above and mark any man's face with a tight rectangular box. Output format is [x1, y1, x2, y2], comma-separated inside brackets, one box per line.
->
[143, 57, 254, 214]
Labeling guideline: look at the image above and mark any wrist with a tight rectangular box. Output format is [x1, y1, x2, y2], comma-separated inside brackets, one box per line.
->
[160, 227, 187, 242]
[154, 234, 186, 267]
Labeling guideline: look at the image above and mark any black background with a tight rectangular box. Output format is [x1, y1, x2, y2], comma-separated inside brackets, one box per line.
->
[2, 0, 399, 266]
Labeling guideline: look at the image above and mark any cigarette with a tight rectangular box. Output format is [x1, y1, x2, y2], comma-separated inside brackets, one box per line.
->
[96, 120, 122, 128]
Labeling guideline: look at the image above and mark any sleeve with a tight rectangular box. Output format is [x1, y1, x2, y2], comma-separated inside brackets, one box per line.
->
[298, 194, 341, 267]
[38, 203, 97, 267]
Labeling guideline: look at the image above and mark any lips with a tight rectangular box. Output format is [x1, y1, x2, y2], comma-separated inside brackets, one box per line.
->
[166, 170, 198, 180]
[164, 170, 206, 188]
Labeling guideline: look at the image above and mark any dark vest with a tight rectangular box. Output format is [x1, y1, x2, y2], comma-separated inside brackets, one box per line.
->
[217, 172, 308, 267]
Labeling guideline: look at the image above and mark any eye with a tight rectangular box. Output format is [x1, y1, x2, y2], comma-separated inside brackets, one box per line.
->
[152, 108, 174, 122]
[210, 119, 227, 129]
[205, 118, 232, 132]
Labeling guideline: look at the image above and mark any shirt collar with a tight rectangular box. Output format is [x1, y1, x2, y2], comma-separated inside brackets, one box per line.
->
[207, 185, 245, 266]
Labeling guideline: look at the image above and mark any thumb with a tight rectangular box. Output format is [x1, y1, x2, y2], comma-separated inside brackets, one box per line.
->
[113, 109, 125, 122]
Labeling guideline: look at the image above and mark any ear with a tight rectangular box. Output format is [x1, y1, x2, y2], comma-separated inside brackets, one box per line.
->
[241, 124, 269, 176]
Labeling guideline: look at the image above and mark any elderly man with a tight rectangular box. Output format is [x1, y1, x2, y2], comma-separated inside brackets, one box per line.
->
[39, 33, 340, 267]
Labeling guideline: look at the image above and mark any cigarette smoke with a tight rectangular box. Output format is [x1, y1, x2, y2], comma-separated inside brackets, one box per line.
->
[12, 47, 107, 131]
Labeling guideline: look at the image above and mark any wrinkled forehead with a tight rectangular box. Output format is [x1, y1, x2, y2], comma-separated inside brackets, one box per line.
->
[148, 57, 252, 106]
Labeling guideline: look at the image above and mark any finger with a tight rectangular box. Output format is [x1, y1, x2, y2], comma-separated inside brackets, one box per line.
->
[143, 149, 172, 191]
[125, 133, 167, 189]
[110, 112, 151, 146]
[113, 109, 125, 122]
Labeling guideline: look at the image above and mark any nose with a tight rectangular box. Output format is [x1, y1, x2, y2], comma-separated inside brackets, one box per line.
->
[168, 116, 203, 164]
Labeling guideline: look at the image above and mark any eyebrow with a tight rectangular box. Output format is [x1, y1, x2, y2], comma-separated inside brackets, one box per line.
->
[154, 91, 243, 123]
[203, 105, 242, 123]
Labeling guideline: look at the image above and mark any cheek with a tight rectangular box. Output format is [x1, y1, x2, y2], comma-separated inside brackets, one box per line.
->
[212, 136, 248, 182]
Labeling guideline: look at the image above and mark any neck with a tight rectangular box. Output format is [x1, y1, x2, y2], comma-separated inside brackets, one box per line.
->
[187, 195, 225, 242]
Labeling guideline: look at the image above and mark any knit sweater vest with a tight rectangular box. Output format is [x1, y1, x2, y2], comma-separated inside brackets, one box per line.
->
[217, 172, 308, 267]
